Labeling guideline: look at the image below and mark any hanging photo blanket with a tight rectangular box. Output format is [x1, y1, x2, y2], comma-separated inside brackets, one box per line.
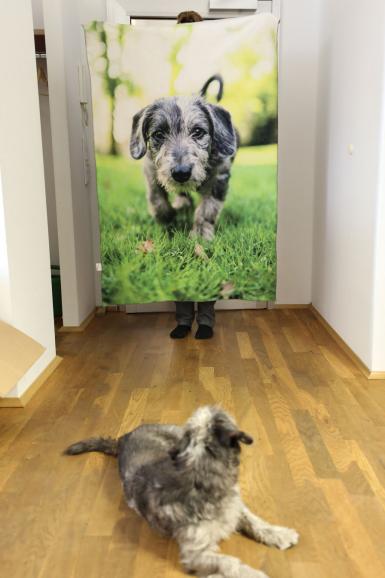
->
[85, 14, 278, 304]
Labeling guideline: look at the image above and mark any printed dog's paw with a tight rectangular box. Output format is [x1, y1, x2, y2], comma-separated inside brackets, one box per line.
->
[172, 193, 193, 211]
[155, 206, 176, 224]
[264, 526, 299, 550]
[201, 223, 215, 241]
[190, 222, 215, 241]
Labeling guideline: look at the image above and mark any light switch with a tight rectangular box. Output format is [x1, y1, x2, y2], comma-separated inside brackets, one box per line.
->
[348, 144, 354, 155]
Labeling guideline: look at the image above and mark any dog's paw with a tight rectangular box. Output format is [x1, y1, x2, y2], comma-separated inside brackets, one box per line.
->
[262, 525, 299, 550]
[240, 565, 269, 578]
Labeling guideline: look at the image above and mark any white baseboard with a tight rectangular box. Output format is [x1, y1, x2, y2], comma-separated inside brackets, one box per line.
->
[125, 301, 267, 313]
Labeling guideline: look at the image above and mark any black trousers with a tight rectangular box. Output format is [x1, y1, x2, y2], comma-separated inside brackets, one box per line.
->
[175, 302, 216, 328]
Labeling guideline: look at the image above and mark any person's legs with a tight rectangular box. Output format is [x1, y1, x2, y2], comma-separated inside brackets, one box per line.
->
[195, 301, 216, 339]
[176, 301, 195, 326]
[170, 302, 195, 339]
[197, 301, 216, 327]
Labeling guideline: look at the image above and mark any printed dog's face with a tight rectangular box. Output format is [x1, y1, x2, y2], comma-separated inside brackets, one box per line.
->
[130, 96, 236, 194]
[169, 406, 253, 469]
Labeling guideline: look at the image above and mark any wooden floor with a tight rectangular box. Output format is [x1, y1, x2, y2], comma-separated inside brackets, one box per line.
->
[1, 309, 385, 578]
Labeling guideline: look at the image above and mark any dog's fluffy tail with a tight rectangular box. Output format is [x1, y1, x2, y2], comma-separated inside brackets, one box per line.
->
[200, 74, 223, 102]
[64, 437, 118, 457]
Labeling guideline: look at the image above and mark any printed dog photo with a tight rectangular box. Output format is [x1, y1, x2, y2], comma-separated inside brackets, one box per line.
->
[130, 75, 238, 241]
[65, 406, 299, 578]
[85, 15, 278, 304]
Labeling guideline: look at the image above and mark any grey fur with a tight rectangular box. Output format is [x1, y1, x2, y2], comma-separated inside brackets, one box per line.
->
[64, 436, 118, 456]
[200, 74, 224, 102]
[130, 76, 238, 240]
[65, 406, 299, 578]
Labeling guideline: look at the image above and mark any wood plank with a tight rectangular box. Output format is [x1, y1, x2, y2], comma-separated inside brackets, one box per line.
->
[0, 310, 384, 578]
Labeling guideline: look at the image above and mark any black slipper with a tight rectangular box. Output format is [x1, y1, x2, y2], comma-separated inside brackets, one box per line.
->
[170, 325, 191, 339]
[195, 325, 214, 340]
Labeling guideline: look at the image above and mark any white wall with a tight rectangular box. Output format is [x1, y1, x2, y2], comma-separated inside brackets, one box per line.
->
[32, 0, 44, 28]
[39, 80, 60, 265]
[41, 0, 100, 326]
[371, 21, 385, 372]
[313, 0, 385, 370]
[0, 0, 56, 397]
[117, 0, 272, 18]
[372, 118, 385, 371]
[33, 4, 61, 267]
[0, 173, 12, 321]
[36, 0, 106, 323]
[276, 0, 320, 304]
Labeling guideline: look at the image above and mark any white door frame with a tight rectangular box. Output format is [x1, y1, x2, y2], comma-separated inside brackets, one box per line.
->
[106, 1, 278, 23]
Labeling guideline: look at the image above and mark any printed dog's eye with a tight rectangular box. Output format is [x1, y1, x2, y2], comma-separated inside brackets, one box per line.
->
[191, 127, 206, 139]
[152, 130, 164, 140]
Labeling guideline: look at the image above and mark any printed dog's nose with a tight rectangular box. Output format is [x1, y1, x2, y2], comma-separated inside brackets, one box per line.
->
[172, 165, 192, 183]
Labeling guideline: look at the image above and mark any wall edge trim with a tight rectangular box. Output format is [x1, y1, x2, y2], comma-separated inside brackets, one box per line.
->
[0, 355, 63, 408]
[310, 305, 384, 380]
[58, 308, 95, 333]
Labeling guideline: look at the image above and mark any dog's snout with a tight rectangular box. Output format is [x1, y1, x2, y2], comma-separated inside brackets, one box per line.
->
[172, 165, 192, 183]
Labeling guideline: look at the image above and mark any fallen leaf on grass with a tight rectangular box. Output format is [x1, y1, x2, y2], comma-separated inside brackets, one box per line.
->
[220, 281, 235, 298]
[137, 239, 155, 254]
[194, 244, 209, 261]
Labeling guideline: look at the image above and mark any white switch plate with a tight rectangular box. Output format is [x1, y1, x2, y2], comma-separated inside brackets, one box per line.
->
[96, 263, 103, 272]
[210, 0, 258, 10]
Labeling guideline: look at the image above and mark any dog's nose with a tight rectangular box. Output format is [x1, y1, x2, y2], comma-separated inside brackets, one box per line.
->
[172, 165, 192, 183]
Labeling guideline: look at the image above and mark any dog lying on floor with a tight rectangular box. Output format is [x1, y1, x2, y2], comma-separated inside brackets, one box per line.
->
[65, 406, 298, 578]
[129, 75, 238, 241]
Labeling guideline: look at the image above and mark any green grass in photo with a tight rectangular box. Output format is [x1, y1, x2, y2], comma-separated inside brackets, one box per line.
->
[96, 144, 277, 304]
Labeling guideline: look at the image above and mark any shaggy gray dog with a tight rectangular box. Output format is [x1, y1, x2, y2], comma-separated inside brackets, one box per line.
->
[129, 76, 238, 240]
[65, 406, 298, 578]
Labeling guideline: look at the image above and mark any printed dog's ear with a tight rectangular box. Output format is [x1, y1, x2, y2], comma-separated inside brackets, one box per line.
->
[130, 107, 149, 159]
[214, 424, 253, 448]
[206, 103, 237, 158]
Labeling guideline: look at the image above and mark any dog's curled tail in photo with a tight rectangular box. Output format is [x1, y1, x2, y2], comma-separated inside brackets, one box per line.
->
[64, 437, 118, 457]
[200, 74, 224, 102]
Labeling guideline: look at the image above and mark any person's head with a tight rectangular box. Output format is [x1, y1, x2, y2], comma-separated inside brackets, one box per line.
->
[176, 11, 203, 24]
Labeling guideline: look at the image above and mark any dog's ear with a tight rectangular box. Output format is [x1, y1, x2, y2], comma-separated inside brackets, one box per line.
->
[236, 431, 254, 445]
[206, 103, 237, 159]
[169, 431, 192, 463]
[130, 107, 149, 159]
[214, 424, 253, 448]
